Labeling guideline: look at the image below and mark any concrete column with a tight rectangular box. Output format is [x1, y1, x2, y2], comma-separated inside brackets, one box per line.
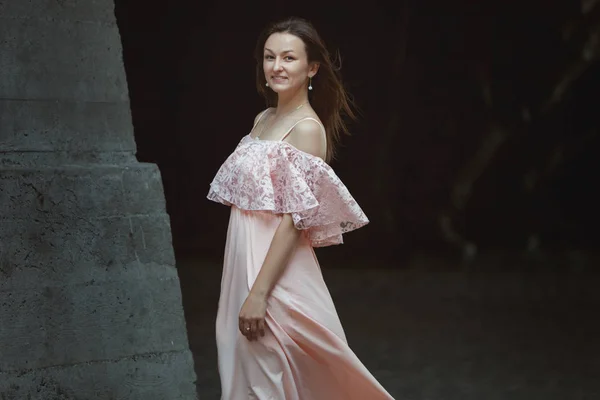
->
[0, 1, 198, 398]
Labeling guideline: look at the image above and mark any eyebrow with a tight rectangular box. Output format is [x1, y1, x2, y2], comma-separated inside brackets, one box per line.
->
[264, 48, 295, 54]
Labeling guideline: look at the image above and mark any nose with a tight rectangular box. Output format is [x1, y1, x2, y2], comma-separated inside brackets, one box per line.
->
[273, 57, 283, 71]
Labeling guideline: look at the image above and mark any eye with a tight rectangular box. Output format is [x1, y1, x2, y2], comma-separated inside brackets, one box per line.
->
[284, 56, 295, 61]
[264, 55, 274, 60]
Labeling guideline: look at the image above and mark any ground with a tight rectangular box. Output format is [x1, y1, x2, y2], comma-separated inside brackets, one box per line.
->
[178, 257, 599, 400]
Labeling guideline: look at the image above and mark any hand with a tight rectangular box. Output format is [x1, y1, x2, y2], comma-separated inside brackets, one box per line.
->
[238, 292, 267, 341]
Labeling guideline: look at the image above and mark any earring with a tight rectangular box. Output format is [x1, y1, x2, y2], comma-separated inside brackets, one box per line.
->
[265, 82, 269, 87]
[308, 77, 313, 91]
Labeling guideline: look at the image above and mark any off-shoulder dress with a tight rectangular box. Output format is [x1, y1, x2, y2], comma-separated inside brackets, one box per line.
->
[207, 110, 394, 400]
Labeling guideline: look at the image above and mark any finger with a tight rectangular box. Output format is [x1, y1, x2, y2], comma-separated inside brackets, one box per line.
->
[257, 319, 266, 337]
[252, 319, 261, 341]
[240, 319, 250, 337]
[249, 320, 258, 341]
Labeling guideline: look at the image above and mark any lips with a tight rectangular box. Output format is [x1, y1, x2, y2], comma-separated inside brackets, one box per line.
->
[271, 76, 288, 83]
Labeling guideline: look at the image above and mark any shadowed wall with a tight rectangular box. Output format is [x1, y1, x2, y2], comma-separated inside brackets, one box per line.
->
[0, 1, 197, 398]
[115, 0, 599, 267]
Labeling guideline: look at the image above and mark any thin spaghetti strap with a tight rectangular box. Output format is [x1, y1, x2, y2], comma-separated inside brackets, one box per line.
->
[250, 108, 270, 132]
[280, 117, 326, 142]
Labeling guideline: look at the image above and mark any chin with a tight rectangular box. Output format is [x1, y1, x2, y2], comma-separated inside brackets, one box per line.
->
[269, 83, 299, 95]
[268, 86, 285, 94]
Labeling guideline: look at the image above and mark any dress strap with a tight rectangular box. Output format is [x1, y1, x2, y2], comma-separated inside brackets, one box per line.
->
[280, 117, 326, 142]
[250, 108, 271, 132]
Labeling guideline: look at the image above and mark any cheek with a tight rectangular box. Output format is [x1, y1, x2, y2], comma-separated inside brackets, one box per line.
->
[291, 68, 308, 80]
[292, 62, 310, 74]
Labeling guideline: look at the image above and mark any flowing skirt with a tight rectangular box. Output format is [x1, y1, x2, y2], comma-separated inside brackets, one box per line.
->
[216, 206, 394, 400]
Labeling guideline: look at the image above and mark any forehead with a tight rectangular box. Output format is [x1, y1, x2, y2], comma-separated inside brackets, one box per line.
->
[264, 32, 306, 54]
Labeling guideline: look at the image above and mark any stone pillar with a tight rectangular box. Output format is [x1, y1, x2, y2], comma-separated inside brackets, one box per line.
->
[0, 1, 198, 399]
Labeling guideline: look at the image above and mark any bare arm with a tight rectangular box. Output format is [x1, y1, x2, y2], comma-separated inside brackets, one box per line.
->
[249, 119, 326, 298]
[239, 119, 326, 341]
[248, 214, 302, 299]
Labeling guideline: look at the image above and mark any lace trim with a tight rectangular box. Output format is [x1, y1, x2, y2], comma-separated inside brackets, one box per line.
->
[208, 135, 369, 247]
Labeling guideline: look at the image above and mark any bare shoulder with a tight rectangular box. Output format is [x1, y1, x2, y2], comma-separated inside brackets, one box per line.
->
[253, 108, 272, 126]
[286, 118, 327, 159]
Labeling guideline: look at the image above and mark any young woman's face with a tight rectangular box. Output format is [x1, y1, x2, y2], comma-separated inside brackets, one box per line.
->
[263, 32, 316, 95]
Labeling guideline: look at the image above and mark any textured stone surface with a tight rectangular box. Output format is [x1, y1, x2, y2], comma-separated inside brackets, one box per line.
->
[0, 17, 128, 101]
[0, 100, 135, 153]
[0, 0, 198, 398]
[0, 276, 188, 371]
[0, 0, 115, 22]
[0, 164, 167, 218]
[0, 351, 197, 400]
[0, 214, 175, 290]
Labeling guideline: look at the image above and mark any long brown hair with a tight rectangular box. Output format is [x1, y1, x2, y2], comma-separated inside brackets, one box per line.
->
[254, 17, 356, 162]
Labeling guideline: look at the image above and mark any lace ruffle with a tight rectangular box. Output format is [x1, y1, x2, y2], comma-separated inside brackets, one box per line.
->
[207, 135, 369, 247]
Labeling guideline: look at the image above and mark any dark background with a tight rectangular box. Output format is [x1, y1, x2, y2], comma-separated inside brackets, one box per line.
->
[115, 0, 599, 269]
[112, 2, 600, 397]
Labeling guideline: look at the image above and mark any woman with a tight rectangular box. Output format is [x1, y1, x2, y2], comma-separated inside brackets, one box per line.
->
[208, 17, 394, 400]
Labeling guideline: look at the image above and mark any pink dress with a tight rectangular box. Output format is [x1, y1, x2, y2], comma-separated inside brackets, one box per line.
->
[207, 114, 394, 400]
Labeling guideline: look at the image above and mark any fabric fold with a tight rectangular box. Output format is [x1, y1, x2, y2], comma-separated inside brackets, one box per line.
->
[208, 135, 369, 247]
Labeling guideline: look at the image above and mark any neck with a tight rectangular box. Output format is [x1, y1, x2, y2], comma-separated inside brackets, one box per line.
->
[275, 88, 309, 117]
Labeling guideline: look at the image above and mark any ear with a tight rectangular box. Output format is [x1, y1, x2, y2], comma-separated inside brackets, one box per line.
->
[308, 62, 320, 78]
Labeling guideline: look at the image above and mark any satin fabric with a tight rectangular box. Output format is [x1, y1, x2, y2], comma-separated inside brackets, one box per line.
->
[215, 207, 394, 400]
